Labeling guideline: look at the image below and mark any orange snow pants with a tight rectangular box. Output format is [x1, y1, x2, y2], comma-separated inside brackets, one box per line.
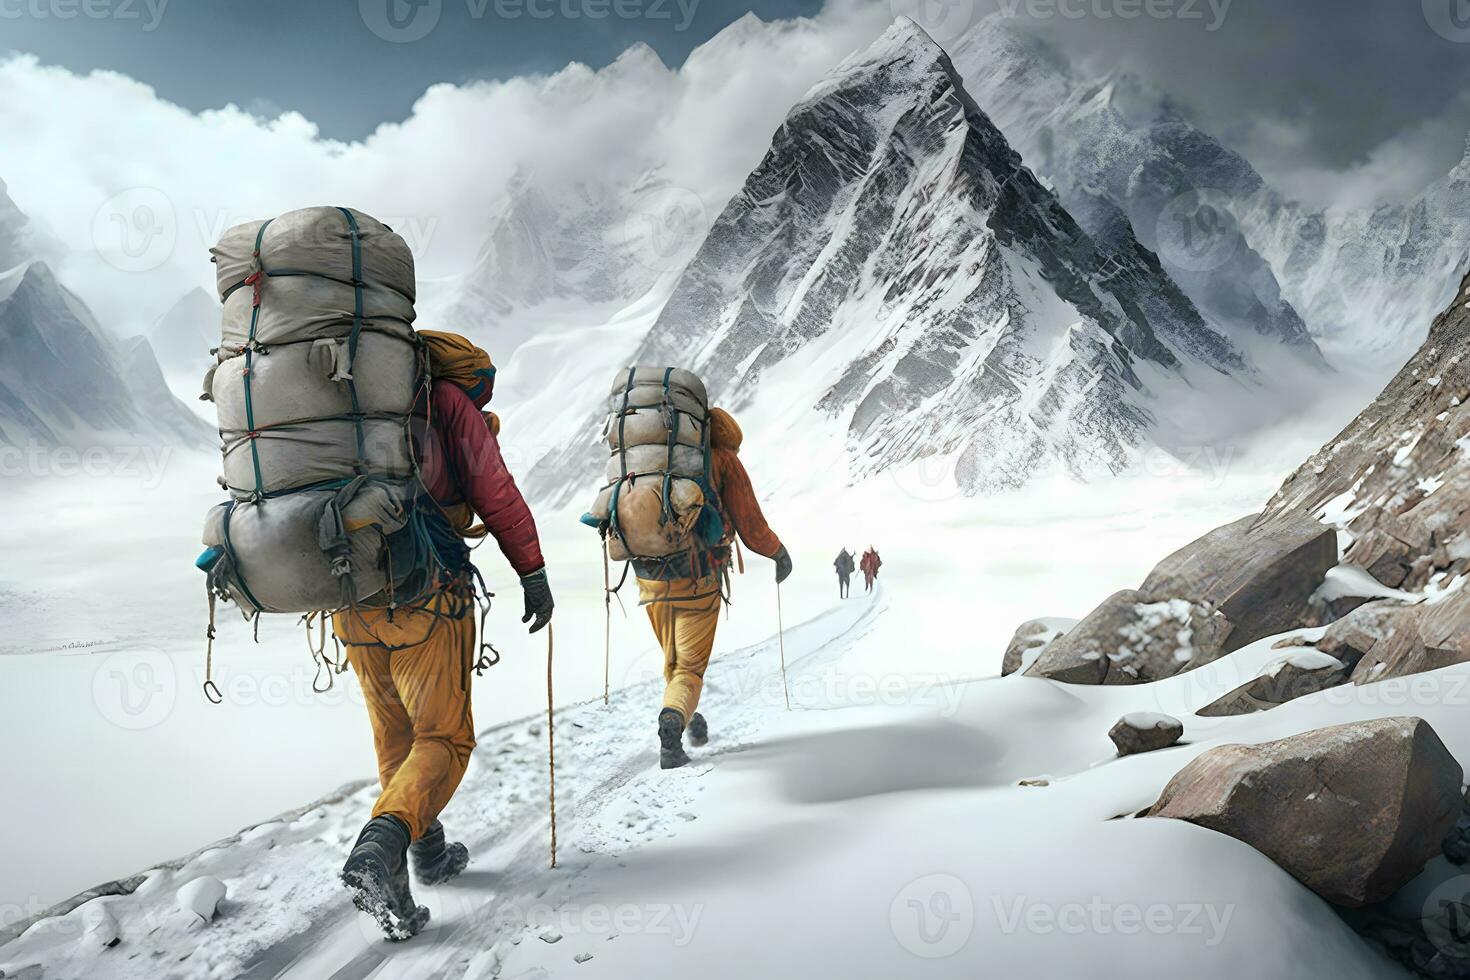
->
[333, 590, 477, 841]
[638, 575, 723, 724]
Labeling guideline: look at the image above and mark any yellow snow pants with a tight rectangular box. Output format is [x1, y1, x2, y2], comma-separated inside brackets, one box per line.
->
[333, 590, 477, 841]
[638, 575, 723, 724]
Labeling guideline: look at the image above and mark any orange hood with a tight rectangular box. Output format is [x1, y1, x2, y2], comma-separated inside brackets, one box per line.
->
[709, 407, 742, 452]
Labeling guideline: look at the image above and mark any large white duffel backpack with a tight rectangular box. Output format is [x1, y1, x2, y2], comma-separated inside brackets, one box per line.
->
[196, 207, 470, 656]
[582, 366, 725, 567]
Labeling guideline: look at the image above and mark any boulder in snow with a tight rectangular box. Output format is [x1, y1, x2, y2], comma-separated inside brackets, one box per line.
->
[1141, 512, 1337, 652]
[1025, 590, 1230, 685]
[1001, 618, 1072, 676]
[1108, 713, 1183, 756]
[1146, 717, 1463, 906]
[1315, 600, 1408, 669]
[1349, 592, 1470, 686]
[176, 876, 227, 924]
[1196, 651, 1350, 717]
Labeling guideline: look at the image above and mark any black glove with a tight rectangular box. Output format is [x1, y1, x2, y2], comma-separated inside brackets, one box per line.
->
[774, 546, 793, 585]
[520, 568, 554, 634]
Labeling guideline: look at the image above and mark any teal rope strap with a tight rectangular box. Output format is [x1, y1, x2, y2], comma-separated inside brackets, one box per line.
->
[659, 367, 675, 527]
[242, 219, 274, 499]
[336, 207, 369, 474]
[220, 501, 266, 613]
[607, 366, 637, 541]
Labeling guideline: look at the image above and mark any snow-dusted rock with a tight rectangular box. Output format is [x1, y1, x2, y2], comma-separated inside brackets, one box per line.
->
[1024, 511, 1334, 686]
[1140, 512, 1337, 652]
[1000, 618, 1072, 676]
[176, 876, 226, 924]
[1196, 651, 1350, 717]
[1146, 717, 1462, 907]
[1108, 713, 1183, 756]
[1346, 591, 1470, 686]
[1026, 589, 1230, 685]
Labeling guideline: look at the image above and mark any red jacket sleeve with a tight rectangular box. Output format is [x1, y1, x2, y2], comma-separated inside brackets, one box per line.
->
[432, 385, 545, 577]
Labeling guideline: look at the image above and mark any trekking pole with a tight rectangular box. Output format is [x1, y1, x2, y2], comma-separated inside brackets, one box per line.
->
[602, 539, 611, 706]
[777, 581, 790, 711]
[546, 622, 558, 870]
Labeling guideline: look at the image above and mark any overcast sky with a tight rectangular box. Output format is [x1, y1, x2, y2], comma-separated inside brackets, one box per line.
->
[3, 0, 1466, 198]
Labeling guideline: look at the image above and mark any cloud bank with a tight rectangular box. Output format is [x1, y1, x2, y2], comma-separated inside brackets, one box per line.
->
[0, 0, 891, 337]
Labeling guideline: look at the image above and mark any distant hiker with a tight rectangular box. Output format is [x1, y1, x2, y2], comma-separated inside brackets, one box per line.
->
[583, 367, 791, 770]
[834, 548, 855, 599]
[860, 547, 882, 592]
[333, 332, 553, 938]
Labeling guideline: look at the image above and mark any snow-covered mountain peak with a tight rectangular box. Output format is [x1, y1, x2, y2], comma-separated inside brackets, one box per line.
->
[526, 23, 1270, 498]
[800, 16, 949, 108]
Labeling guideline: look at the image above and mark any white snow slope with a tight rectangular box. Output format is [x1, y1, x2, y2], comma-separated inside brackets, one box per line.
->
[6, 470, 1459, 979]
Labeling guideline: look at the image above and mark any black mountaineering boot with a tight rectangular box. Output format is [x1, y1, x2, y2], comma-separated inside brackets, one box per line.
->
[410, 820, 470, 887]
[341, 815, 430, 941]
[688, 711, 709, 748]
[659, 708, 691, 770]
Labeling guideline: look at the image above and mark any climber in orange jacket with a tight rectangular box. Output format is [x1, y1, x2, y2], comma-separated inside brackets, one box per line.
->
[634, 408, 792, 769]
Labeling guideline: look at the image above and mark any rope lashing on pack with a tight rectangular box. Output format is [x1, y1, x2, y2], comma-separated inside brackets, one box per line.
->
[546, 622, 558, 870]
[203, 591, 223, 705]
[472, 567, 500, 676]
[304, 610, 347, 694]
[202, 208, 461, 702]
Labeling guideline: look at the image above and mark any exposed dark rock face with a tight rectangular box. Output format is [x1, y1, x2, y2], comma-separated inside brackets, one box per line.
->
[950, 18, 1320, 358]
[1266, 269, 1470, 595]
[1146, 717, 1463, 908]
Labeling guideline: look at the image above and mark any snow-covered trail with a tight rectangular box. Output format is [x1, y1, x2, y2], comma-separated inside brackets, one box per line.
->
[250, 590, 886, 980]
[0, 583, 885, 980]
